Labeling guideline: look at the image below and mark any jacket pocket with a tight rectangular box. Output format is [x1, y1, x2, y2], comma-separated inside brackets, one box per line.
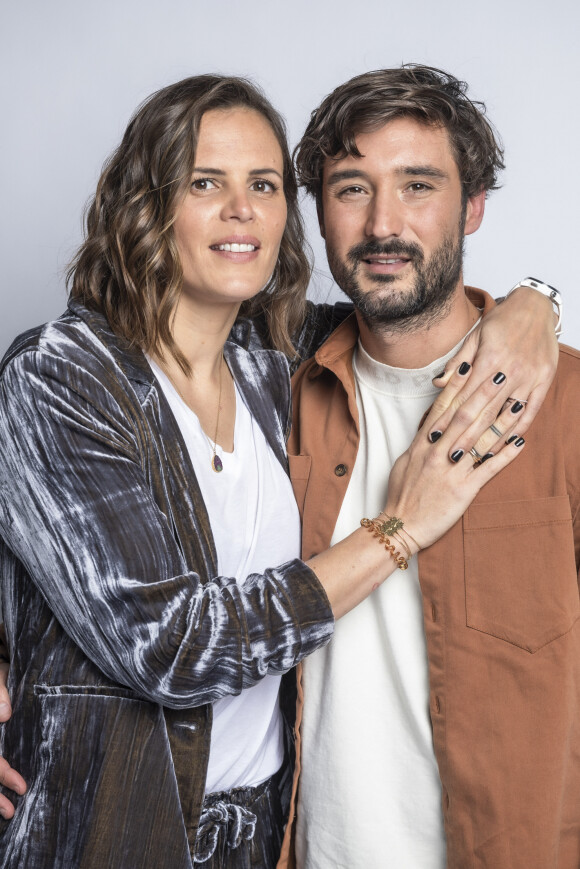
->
[464, 495, 580, 653]
[288, 454, 311, 518]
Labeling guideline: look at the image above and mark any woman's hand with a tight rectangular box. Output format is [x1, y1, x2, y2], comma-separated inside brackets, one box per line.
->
[308, 371, 525, 619]
[385, 390, 525, 551]
[0, 661, 27, 819]
[431, 287, 558, 457]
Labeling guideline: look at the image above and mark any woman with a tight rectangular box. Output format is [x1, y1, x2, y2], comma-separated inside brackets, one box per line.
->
[0, 75, 555, 867]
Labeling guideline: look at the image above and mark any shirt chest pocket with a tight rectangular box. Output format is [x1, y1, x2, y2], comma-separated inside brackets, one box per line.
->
[464, 495, 580, 653]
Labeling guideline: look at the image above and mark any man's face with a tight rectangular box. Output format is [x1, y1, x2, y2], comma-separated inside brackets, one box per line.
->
[319, 117, 485, 330]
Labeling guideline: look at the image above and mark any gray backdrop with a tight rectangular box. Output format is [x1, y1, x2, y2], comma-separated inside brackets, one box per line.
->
[2, 0, 578, 353]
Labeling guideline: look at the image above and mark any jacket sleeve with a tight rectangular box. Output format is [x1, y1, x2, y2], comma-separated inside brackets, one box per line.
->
[0, 347, 334, 709]
[232, 301, 353, 373]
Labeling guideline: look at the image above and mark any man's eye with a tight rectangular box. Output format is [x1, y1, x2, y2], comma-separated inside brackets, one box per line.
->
[407, 183, 431, 192]
[338, 185, 365, 197]
[191, 178, 217, 191]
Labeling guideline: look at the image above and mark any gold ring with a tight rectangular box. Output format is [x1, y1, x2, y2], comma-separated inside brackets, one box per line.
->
[469, 447, 483, 466]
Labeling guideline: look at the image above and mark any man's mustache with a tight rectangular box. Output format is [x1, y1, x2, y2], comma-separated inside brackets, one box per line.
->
[347, 239, 424, 265]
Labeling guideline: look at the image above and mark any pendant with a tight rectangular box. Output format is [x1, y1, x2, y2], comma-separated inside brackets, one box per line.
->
[211, 454, 223, 473]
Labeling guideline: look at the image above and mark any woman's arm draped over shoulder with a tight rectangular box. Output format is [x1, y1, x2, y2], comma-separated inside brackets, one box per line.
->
[0, 346, 334, 710]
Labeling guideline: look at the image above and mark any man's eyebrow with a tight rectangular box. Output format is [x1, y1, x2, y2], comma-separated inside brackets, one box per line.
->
[325, 166, 449, 187]
[398, 165, 448, 179]
[325, 169, 370, 187]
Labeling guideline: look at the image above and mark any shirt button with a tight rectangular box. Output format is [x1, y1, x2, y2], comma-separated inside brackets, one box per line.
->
[334, 463, 348, 477]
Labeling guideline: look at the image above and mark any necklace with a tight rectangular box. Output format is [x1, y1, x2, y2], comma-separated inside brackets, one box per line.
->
[157, 354, 225, 474]
[210, 357, 224, 473]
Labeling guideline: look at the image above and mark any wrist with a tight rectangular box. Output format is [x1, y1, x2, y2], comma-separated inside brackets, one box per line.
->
[508, 278, 563, 337]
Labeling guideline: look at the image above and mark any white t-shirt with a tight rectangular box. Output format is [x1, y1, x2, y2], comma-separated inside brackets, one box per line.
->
[149, 359, 301, 794]
[296, 333, 474, 869]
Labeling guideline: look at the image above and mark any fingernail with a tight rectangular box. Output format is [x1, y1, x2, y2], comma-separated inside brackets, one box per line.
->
[458, 362, 471, 376]
[510, 401, 524, 413]
[515, 437, 525, 447]
[429, 430, 442, 443]
[506, 434, 518, 444]
[451, 449, 464, 463]
[481, 452, 494, 463]
[433, 370, 446, 380]
[492, 372, 506, 385]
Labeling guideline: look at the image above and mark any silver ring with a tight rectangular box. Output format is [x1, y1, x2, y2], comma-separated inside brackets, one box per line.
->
[489, 424, 503, 437]
[506, 397, 528, 406]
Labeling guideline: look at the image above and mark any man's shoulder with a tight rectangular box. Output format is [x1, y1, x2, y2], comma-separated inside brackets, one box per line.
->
[558, 342, 580, 366]
[554, 342, 580, 388]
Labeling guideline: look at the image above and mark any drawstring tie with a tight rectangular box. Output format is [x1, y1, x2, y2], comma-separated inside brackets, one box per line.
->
[194, 801, 257, 862]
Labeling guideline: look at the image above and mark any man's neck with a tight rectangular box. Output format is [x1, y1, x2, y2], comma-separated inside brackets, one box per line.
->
[356, 284, 481, 369]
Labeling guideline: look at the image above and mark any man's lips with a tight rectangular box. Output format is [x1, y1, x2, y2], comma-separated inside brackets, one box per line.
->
[361, 255, 412, 274]
[362, 255, 411, 265]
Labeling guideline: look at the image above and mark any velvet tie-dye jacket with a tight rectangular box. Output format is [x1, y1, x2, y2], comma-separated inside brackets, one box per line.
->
[0, 299, 346, 868]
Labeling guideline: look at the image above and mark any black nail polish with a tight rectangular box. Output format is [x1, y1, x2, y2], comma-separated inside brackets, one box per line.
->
[433, 370, 446, 380]
[492, 372, 506, 385]
[429, 430, 442, 443]
[481, 452, 494, 463]
[510, 401, 524, 413]
[515, 437, 525, 447]
[451, 449, 464, 463]
[458, 362, 471, 376]
[506, 434, 518, 444]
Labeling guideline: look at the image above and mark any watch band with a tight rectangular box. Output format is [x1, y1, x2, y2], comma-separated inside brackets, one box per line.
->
[509, 277, 563, 337]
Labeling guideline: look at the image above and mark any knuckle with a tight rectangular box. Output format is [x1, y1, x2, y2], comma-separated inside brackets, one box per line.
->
[453, 404, 475, 428]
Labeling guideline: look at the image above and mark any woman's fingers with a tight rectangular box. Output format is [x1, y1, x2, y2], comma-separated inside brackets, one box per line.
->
[431, 289, 558, 440]
[0, 754, 27, 819]
[426, 363, 515, 457]
[0, 661, 11, 723]
[0, 662, 26, 818]
[386, 418, 525, 551]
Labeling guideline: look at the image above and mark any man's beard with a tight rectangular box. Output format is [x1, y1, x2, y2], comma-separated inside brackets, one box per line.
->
[327, 229, 465, 334]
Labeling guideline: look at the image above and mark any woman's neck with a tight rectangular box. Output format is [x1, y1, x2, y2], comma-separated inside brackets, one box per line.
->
[166, 294, 241, 378]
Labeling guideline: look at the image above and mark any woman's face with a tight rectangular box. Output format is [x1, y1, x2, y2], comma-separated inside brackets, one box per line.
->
[173, 107, 288, 311]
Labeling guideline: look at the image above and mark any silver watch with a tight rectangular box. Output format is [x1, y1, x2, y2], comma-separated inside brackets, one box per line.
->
[509, 277, 563, 337]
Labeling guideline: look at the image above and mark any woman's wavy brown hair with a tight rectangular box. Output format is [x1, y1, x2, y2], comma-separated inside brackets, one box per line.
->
[68, 75, 310, 370]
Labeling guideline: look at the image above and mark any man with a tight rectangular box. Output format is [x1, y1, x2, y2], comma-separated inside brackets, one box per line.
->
[279, 66, 580, 868]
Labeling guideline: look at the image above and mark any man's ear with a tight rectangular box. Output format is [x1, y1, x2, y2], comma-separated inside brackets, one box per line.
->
[464, 190, 486, 236]
[316, 198, 326, 240]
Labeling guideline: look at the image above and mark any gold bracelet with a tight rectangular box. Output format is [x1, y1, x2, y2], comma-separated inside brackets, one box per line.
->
[360, 518, 408, 570]
[391, 531, 412, 559]
[379, 512, 421, 553]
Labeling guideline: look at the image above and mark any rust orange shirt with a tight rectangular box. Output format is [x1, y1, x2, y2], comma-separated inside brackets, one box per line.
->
[279, 291, 580, 869]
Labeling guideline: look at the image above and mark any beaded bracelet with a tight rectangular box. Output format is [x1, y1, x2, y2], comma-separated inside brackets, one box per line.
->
[360, 517, 409, 570]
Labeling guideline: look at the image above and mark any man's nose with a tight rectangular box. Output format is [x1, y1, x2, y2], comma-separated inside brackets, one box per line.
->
[365, 190, 404, 239]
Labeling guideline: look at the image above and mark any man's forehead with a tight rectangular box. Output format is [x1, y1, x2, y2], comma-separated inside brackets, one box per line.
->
[322, 117, 455, 178]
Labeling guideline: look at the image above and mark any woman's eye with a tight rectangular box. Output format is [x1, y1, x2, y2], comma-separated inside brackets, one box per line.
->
[191, 178, 216, 191]
[251, 179, 277, 193]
